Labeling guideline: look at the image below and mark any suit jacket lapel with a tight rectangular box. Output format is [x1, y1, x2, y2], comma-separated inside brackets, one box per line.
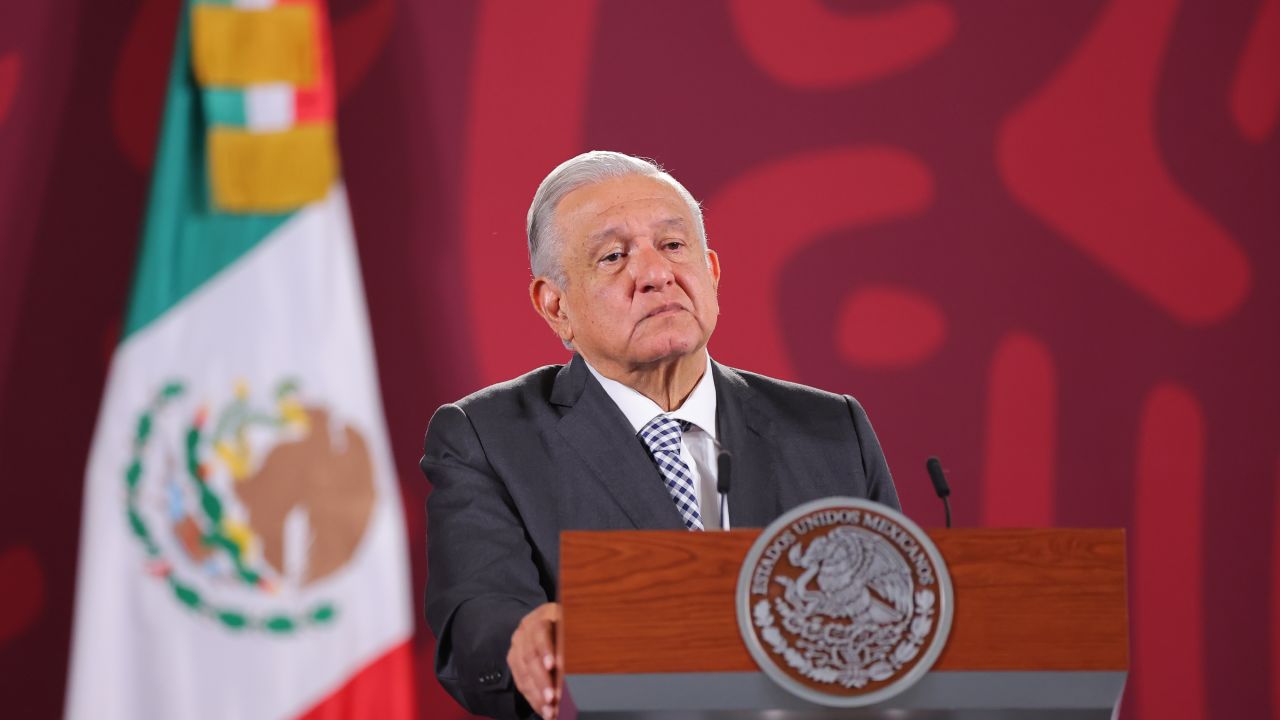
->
[712, 362, 778, 527]
[550, 355, 686, 530]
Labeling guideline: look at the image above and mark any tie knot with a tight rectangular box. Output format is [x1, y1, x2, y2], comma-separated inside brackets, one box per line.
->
[640, 415, 690, 454]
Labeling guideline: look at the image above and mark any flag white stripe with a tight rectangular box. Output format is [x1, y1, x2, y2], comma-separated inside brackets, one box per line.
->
[67, 184, 412, 720]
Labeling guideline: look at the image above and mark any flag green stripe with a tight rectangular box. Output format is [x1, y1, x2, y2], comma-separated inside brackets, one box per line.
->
[204, 88, 246, 128]
[122, 0, 291, 340]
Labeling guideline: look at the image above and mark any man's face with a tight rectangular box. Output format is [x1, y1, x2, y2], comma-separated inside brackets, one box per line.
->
[534, 174, 721, 373]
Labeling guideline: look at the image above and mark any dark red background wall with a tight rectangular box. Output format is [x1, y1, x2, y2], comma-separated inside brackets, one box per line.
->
[1, 1, 1277, 717]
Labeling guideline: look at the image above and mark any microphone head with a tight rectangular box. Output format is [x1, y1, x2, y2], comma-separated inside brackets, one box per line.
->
[717, 450, 732, 495]
[926, 456, 951, 498]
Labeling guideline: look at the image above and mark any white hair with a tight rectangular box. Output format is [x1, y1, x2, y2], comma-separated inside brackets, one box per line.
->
[526, 150, 707, 286]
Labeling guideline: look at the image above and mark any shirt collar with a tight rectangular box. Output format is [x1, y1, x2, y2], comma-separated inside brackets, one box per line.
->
[585, 354, 718, 440]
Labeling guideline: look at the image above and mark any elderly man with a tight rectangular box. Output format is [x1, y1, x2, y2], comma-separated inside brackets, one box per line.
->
[422, 151, 900, 719]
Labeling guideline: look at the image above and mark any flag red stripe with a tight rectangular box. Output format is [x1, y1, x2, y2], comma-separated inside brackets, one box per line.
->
[295, 641, 416, 720]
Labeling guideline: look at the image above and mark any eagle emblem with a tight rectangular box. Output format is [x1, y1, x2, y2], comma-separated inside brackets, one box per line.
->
[737, 498, 952, 706]
[123, 378, 376, 634]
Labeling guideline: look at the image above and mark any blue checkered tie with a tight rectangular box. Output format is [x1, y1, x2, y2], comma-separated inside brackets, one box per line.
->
[639, 416, 704, 531]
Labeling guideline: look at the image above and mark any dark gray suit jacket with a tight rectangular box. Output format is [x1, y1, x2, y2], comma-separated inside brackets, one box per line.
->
[421, 355, 899, 718]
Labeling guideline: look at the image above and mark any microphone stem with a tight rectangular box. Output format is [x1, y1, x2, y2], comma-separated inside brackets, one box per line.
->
[943, 497, 952, 529]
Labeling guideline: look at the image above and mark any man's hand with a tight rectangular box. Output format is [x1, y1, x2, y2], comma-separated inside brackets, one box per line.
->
[507, 602, 563, 719]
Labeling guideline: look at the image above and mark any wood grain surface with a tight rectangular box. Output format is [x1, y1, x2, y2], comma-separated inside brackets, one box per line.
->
[560, 528, 1127, 674]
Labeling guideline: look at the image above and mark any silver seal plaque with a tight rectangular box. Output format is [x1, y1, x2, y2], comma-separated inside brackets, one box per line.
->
[736, 497, 953, 707]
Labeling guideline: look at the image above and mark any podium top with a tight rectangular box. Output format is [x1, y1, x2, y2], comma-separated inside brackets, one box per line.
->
[560, 528, 1127, 675]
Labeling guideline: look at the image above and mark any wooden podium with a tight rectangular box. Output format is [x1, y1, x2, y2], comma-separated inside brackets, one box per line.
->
[561, 528, 1127, 719]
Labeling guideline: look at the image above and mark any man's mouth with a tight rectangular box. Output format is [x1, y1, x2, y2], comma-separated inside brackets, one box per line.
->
[644, 303, 686, 319]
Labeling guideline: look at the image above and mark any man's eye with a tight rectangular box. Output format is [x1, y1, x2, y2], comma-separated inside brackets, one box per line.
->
[663, 240, 686, 251]
[600, 252, 624, 264]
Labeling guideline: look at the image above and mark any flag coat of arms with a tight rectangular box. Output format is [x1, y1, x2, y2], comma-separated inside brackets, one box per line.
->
[66, 0, 414, 717]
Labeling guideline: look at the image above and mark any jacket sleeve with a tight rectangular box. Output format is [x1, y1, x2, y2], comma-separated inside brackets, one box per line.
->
[421, 403, 546, 719]
[845, 396, 902, 512]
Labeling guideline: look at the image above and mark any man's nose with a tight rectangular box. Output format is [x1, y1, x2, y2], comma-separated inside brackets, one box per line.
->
[631, 245, 675, 292]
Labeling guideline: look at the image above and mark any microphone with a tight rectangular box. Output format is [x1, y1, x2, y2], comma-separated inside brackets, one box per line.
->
[717, 450, 732, 531]
[925, 456, 952, 528]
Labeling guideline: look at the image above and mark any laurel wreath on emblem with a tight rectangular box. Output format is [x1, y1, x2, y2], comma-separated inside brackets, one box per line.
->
[123, 380, 337, 634]
[752, 526, 936, 688]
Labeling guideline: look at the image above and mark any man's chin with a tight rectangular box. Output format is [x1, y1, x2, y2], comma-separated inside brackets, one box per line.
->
[630, 336, 707, 367]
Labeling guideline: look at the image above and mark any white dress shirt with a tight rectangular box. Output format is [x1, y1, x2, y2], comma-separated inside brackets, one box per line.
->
[585, 355, 729, 530]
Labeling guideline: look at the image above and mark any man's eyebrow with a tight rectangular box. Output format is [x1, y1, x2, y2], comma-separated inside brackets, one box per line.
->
[653, 217, 687, 232]
[585, 217, 688, 248]
[586, 227, 624, 246]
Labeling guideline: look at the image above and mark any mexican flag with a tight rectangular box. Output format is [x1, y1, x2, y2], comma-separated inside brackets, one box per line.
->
[65, 1, 414, 717]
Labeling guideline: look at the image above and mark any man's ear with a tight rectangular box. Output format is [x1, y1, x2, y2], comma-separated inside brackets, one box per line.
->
[705, 248, 721, 290]
[530, 277, 573, 344]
